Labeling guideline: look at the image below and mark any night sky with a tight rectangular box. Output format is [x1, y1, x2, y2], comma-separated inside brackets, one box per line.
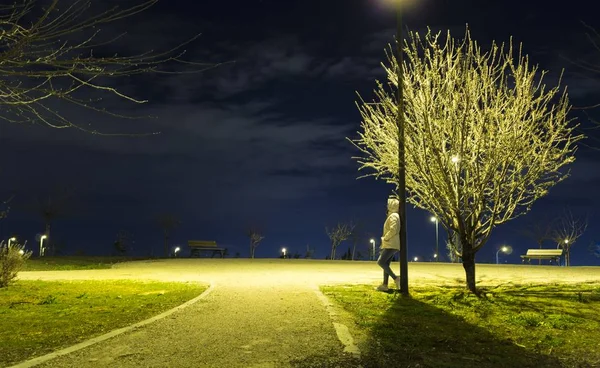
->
[2, 0, 600, 265]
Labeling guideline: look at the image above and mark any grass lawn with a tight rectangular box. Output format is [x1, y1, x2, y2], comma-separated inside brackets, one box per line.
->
[322, 282, 600, 368]
[22, 256, 151, 271]
[0, 280, 207, 366]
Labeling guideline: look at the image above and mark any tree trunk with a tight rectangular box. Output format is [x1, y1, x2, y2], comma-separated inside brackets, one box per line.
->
[538, 241, 542, 265]
[462, 248, 478, 294]
[331, 243, 336, 260]
[351, 241, 357, 261]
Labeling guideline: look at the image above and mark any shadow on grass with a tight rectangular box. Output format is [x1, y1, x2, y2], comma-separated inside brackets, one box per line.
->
[356, 292, 563, 368]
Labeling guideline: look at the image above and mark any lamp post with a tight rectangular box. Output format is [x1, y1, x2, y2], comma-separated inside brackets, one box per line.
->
[382, 0, 408, 294]
[282, 248, 287, 259]
[8, 236, 16, 247]
[40, 235, 47, 257]
[496, 246, 508, 264]
[564, 239, 569, 266]
[369, 238, 376, 260]
[174, 247, 180, 258]
[430, 216, 439, 262]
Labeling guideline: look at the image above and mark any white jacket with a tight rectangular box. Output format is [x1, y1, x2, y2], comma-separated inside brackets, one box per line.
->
[381, 198, 400, 250]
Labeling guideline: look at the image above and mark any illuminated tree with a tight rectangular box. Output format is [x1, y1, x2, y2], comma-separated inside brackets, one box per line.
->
[551, 210, 587, 266]
[326, 223, 353, 260]
[0, 0, 213, 133]
[351, 28, 582, 294]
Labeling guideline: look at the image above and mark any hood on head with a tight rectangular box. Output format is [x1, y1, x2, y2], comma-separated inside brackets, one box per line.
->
[387, 198, 399, 213]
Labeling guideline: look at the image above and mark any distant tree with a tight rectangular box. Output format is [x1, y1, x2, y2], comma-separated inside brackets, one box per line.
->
[520, 216, 555, 265]
[114, 230, 133, 255]
[348, 222, 361, 260]
[445, 231, 463, 263]
[351, 28, 582, 294]
[326, 223, 353, 260]
[157, 214, 180, 257]
[589, 241, 600, 258]
[304, 244, 314, 259]
[247, 228, 264, 259]
[28, 189, 75, 256]
[0, 0, 214, 133]
[293, 251, 301, 259]
[551, 210, 587, 266]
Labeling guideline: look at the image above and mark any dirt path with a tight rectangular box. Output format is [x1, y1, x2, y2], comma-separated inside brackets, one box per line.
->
[33, 283, 345, 368]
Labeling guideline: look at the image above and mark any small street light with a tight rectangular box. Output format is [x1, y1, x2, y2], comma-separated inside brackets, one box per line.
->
[174, 247, 181, 257]
[8, 237, 16, 247]
[496, 246, 509, 264]
[430, 216, 439, 262]
[40, 235, 47, 257]
[282, 248, 287, 258]
[413, 256, 418, 262]
[369, 239, 376, 261]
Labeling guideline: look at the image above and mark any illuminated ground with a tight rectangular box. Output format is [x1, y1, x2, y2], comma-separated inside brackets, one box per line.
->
[18, 260, 600, 368]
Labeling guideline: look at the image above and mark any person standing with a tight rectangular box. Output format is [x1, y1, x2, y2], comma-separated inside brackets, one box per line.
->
[376, 197, 401, 291]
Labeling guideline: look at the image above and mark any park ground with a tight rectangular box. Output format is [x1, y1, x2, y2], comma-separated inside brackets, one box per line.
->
[7, 259, 600, 367]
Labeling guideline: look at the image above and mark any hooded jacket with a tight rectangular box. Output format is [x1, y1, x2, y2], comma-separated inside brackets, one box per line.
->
[381, 198, 400, 250]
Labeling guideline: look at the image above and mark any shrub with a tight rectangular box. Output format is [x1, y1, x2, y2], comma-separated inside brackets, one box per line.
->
[0, 243, 32, 288]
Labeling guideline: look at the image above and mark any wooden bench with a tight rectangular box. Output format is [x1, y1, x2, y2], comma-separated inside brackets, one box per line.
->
[188, 240, 226, 258]
[520, 249, 563, 265]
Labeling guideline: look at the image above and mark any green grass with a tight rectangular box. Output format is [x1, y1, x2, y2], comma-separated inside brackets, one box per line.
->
[321, 283, 600, 368]
[0, 280, 208, 366]
[22, 256, 151, 271]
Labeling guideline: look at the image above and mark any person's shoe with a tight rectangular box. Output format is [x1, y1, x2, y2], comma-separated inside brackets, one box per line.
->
[376, 284, 389, 292]
[394, 277, 401, 289]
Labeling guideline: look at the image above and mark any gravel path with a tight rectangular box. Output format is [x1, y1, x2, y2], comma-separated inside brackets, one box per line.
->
[17, 259, 600, 367]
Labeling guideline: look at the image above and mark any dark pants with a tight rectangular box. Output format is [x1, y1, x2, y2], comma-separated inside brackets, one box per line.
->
[377, 248, 398, 285]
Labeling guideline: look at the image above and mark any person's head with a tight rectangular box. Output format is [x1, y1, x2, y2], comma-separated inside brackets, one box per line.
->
[387, 197, 399, 214]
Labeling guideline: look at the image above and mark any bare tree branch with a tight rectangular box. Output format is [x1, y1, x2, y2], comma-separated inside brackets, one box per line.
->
[0, 0, 221, 134]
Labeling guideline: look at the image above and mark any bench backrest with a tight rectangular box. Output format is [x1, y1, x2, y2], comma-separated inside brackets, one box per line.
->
[526, 249, 563, 256]
[188, 240, 218, 248]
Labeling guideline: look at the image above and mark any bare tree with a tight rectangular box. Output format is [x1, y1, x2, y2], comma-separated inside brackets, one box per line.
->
[351, 28, 582, 294]
[520, 216, 555, 265]
[551, 210, 587, 266]
[247, 228, 264, 259]
[157, 214, 180, 257]
[326, 223, 353, 260]
[0, 0, 215, 133]
[32, 189, 74, 256]
[348, 222, 360, 260]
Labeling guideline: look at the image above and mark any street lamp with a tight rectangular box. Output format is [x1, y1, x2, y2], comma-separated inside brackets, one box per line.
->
[282, 248, 287, 258]
[413, 256, 418, 262]
[430, 216, 439, 262]
[369, 239, 376, 260]
[174, 247, 180, 257]
[496, 246, 509, 264]
[380, 0, 409, 295]
[8, 237, 16, 247]
[40, 235, 47, 257]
